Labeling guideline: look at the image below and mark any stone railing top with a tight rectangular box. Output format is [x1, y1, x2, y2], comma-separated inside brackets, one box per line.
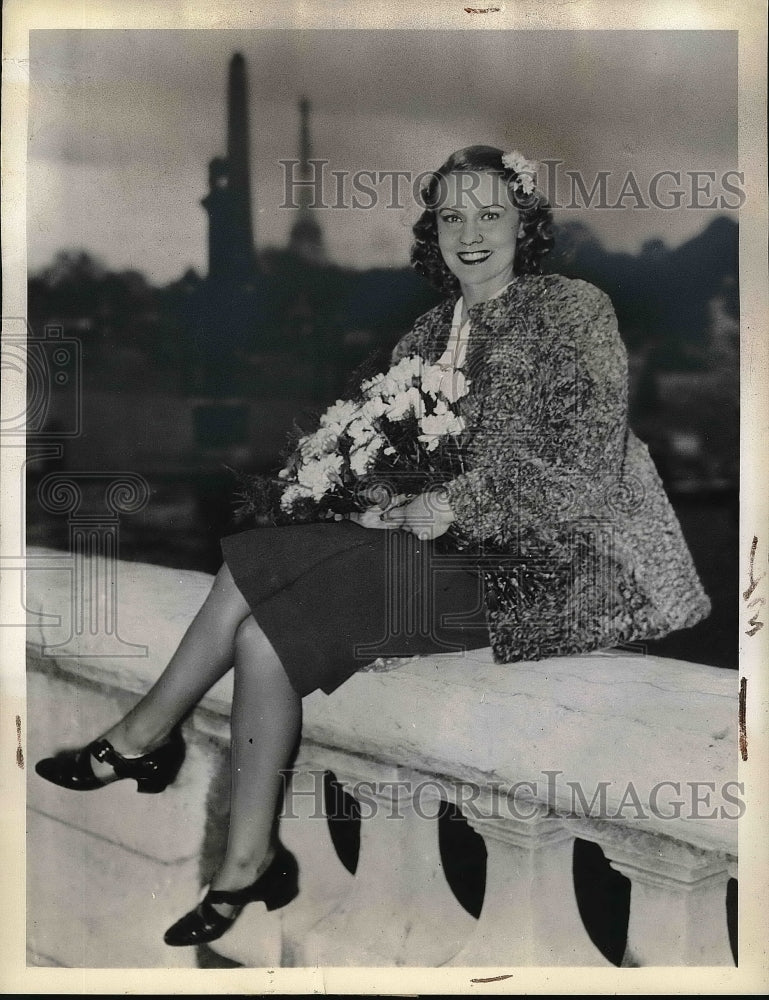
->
[25, 547, 739, 855]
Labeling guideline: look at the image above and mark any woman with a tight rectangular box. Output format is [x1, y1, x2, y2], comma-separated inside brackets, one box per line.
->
[35, 145, 710, 947]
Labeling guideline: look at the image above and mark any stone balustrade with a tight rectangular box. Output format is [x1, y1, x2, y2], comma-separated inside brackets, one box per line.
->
[24, 546, 738, 969]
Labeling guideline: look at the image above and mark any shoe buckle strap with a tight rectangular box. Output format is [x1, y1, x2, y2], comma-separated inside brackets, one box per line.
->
[204, 887, 250, 906]
[90, 739, 117, 763]
[90, 738, 132, 776]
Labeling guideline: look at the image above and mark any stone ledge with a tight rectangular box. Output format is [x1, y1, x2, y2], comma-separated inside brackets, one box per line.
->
[26, 546, 738, 854]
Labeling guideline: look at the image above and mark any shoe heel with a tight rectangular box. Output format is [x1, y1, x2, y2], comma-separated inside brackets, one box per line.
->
[264, 880, 299, 911]
[136, 735, 186, 793]
[264, 855, 300, 911]
[136, 776, 173, 794]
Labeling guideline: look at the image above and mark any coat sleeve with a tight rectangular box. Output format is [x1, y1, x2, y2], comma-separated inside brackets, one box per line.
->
[443, 282, 629, 543]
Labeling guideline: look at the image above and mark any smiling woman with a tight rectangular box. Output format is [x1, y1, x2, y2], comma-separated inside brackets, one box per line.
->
[34, 140, 711, 953]
[436, 172, 523, 306]
[412, 145, 555, 305]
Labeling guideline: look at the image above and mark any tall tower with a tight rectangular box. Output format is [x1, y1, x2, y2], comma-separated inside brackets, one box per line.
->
[202, 53, 257, 283]
[288, 97, 326, 264]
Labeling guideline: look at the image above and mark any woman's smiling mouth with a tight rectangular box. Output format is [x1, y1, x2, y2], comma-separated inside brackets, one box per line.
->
[457, 250, 493, 264]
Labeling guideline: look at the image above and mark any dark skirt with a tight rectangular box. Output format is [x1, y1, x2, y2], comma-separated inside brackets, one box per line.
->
[220, 521, 489, 697]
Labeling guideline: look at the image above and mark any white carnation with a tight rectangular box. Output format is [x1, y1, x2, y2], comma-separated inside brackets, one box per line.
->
[360, 396, 388, 422]
[347, 416, 377, 445]
[349, 434, 385, 476]
[421, 363, 470, 403]
[299, 427, 339, 460]
[501, 149, 538, 196]
[386, 385, 423, 421]
[381, 376, 405, 399]
[517, 174, 536, 196]
[502, 150, 529, 173]
[418, 411, 465, 451]
[297, 453, 344, 500]
[420, 364, 445, 398]
[360, 372, 386, 393]
[279, 483, 313, 511]
[319, 398, 358, 430]
[388, 354, 423, 388]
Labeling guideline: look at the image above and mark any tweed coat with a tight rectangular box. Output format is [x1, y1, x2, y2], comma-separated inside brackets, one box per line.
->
[390, 274, 711, 662]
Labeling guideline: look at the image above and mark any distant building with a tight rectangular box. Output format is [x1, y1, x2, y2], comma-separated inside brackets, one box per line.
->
[202, 61, 327, 280]
[287, 96, 327, 264]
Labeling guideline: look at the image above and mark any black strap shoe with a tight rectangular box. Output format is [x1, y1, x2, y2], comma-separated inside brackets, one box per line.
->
[35, 729, 186, 794]
[163, 843, 300, 947]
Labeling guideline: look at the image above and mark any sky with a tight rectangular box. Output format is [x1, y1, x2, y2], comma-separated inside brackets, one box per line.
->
[27, 29, 738, 285]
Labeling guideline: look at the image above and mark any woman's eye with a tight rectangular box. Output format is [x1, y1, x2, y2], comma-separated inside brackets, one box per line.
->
[440, 214, 461, 224]
[482, 211, 501, 221]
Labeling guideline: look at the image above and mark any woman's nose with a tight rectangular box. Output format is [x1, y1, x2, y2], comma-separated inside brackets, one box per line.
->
[460, 222, 483, 245]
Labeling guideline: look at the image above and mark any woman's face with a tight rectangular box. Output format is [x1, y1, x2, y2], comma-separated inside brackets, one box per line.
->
[435, 171, 522, 301]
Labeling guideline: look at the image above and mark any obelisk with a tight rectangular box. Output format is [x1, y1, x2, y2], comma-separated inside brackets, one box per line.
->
[202, 52, 256, 283]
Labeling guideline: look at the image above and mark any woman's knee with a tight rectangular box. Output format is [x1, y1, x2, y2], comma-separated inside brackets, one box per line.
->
[206, 562, 250, 618]
[233, 616, 284, 674]
[212, 561, 239, 596]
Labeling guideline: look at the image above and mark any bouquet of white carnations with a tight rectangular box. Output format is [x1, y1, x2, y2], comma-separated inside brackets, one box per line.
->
[233, 353, 470, 527]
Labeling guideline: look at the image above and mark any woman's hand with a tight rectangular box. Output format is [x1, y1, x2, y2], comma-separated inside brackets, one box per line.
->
[399, 490, 455, 540]
[345, 489, 454, 539]
[346, 493, 409, 531]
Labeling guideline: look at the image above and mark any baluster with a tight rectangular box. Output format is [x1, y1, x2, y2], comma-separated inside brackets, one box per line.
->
[573, 820, 735, 966]
[278, 755, 359, 967]
[303, 755, 476, 966]
[447, 799, 609, 966]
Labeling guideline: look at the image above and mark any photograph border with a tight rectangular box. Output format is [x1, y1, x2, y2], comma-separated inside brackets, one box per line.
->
[2, 0, 767, 994]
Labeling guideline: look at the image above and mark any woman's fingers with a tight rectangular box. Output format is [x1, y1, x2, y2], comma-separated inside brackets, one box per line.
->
[348, 505, 403, 530]
[344, 493, 451, 535]
[379, 504, 407, 526]
[401, 493, 455, 539]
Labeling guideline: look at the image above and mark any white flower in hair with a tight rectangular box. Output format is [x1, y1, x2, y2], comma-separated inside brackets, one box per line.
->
[501, 149, 538, 196]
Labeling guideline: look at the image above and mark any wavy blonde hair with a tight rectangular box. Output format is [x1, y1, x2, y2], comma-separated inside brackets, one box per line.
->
[410, 145, 554, 294]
